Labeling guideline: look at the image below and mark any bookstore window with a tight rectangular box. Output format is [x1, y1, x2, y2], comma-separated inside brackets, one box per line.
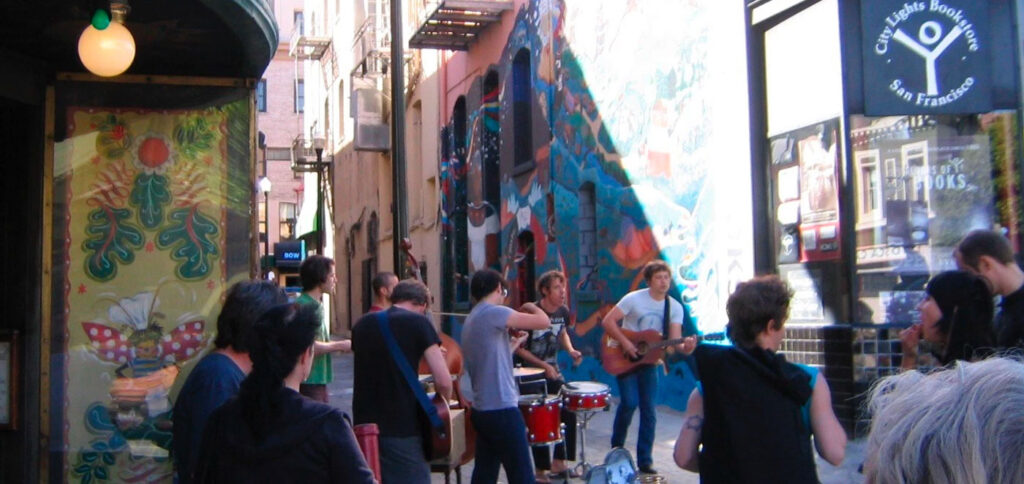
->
[851, 112, 1021, 324]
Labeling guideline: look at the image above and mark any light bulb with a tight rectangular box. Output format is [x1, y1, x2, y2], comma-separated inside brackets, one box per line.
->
[78, 19, 136, 77]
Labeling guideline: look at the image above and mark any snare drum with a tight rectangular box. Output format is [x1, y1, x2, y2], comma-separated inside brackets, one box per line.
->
[518, 394, 563, 445]
[562, 381, 610, 412]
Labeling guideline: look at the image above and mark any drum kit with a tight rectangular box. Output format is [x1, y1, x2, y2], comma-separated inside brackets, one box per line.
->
[517, 377, 612, 477]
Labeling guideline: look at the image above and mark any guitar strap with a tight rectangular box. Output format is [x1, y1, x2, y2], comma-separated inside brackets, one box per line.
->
[662, 296, 671, 341]
[374, 311, 443, 429]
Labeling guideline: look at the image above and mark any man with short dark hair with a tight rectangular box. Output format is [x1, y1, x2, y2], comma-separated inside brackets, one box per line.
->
[352, 279, 452, 483]
[298, 255, 351, 403]
[369, 271, 399, 313]
[601, 260, 695, 475]
[956, 229, 1024, 349]
[463, 268, 551, 484]
[173, 280, 288, 484]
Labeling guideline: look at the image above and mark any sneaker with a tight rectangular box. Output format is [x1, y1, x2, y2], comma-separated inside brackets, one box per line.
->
[639, 465, 658, 475]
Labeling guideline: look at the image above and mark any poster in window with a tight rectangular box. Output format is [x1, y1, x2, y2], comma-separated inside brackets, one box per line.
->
[50, 94, 253, 482]
[769, 119, 842, 263]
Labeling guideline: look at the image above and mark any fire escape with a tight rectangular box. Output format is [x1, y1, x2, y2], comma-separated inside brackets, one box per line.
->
[288, 21, 333, 253]
[409, 0, 512, 51]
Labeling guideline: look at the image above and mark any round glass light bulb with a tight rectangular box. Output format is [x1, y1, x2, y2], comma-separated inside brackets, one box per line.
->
[78, 21, 136, 77]
[257, 176, 272, 193]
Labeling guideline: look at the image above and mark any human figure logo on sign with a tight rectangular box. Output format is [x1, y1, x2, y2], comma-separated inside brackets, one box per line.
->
[862, 0, 991, 115]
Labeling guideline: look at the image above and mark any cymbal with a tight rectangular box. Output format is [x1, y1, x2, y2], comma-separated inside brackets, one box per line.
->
[513, 367, 545, 377]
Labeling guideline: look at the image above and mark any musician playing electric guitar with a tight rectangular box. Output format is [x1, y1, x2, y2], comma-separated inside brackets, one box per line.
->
[600, 260, 697, 476]
[352, 280, 452, 484]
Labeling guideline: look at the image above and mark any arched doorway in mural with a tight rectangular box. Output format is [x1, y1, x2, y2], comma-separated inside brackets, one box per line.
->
[482, 70, 502, 270]
[516, 230, 536, 306]
[512, 48, 532, 168]
[453, 96, 469, 305]
[578, 182, 598, 290]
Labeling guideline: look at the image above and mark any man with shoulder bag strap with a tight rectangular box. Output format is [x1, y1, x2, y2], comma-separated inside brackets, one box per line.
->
[352, 280, 452, 483]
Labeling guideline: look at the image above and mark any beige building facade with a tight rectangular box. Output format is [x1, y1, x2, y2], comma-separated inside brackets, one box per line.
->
[294, 0, 443, 332]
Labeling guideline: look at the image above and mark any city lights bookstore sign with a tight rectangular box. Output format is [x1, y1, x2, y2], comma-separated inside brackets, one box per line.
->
[862, 0, 991, 114]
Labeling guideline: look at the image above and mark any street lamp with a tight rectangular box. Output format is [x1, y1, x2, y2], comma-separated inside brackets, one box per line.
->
[292, 129, 331, 254]
[258, 176, 272, 275]
[312, 133, 326, 255]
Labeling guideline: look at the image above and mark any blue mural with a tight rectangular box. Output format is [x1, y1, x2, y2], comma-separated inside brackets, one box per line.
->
[440, 0, 751, 410]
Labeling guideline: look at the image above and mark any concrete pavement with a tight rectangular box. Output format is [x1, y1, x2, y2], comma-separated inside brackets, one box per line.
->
[327, 351, 866, 483]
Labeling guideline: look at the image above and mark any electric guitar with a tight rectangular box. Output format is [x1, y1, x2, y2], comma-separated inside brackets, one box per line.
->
[601, 329, 726, 376]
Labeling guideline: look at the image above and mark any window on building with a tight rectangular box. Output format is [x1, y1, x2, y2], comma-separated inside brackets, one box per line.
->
[482, 70, 501, 226]
[295, 80, 304, 113]
[512, 49, 532, 167]
[855, 150, 883, 226]
[453, 96, 469, 302]
[367, 212, 378, 256]
[280, 202, 296, 240]
[258, 200, 267, 235]
[338, 81, 345, 141]
[256, 79, 267, 112]
[294, 11, 304, 36]
[324, 98, 330, 149]
[578, 182, 597, 286]
[851, 113, 1015, 325]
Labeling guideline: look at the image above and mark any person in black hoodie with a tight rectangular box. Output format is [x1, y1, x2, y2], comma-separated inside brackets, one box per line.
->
[673, 275, 846, 483]
[195, 303, 376, 483]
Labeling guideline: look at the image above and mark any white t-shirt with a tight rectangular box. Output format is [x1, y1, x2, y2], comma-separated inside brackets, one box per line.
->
[615, 289, 684, 334]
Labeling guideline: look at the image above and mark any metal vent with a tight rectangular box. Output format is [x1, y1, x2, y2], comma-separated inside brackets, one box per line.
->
[355, 124, 390, 152]
[352, 87, 390, 152]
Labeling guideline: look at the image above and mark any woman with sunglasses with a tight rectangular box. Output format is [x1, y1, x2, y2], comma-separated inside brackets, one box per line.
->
[462, 269, 551, 484]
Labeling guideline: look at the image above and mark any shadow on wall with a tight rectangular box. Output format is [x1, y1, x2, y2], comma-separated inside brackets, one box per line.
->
[440, 0, 733, 411]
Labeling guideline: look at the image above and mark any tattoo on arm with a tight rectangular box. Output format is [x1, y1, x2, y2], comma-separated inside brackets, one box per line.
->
[684, 415, 704, 431]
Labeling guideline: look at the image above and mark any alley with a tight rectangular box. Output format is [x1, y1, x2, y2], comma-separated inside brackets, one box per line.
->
[327, 351, 866, 483]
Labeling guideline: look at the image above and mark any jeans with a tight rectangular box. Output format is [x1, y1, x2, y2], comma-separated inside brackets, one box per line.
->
[379, 436, 430, 484]
[610, 364, 657, 468]
[470, 407, 536, 484]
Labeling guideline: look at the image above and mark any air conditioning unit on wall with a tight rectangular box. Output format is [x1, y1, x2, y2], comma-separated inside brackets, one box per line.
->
[352, 87, 390, 152]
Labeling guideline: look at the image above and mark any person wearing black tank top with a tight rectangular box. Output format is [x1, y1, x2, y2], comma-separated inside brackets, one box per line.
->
[673, 275, 846, 483]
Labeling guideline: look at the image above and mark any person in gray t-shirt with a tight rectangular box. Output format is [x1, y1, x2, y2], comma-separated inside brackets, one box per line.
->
[601, 260, 696, 475]
[462, 269, 550, 484]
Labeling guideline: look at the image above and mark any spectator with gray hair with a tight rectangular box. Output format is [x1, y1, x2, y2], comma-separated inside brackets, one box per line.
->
[864, 357, 1024, 483]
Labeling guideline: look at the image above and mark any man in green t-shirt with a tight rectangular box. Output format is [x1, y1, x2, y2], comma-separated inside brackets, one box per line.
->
[297, 255, 351, 403]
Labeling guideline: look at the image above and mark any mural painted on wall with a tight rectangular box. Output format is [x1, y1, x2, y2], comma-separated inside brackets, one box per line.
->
[53, 101, 248, 482]
[440, 0, 751, 410]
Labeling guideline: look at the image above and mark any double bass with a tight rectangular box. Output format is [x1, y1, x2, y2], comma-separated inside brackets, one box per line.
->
[405, 238, 477, 465]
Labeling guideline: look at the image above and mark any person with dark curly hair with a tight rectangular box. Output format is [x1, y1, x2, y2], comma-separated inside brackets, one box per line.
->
[195, 303, 375, 483]
[297, 255, 352, 403]
[674, 275, 845, 483]
[899, 270, 996, 370]
[173, 280, 287, 484]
